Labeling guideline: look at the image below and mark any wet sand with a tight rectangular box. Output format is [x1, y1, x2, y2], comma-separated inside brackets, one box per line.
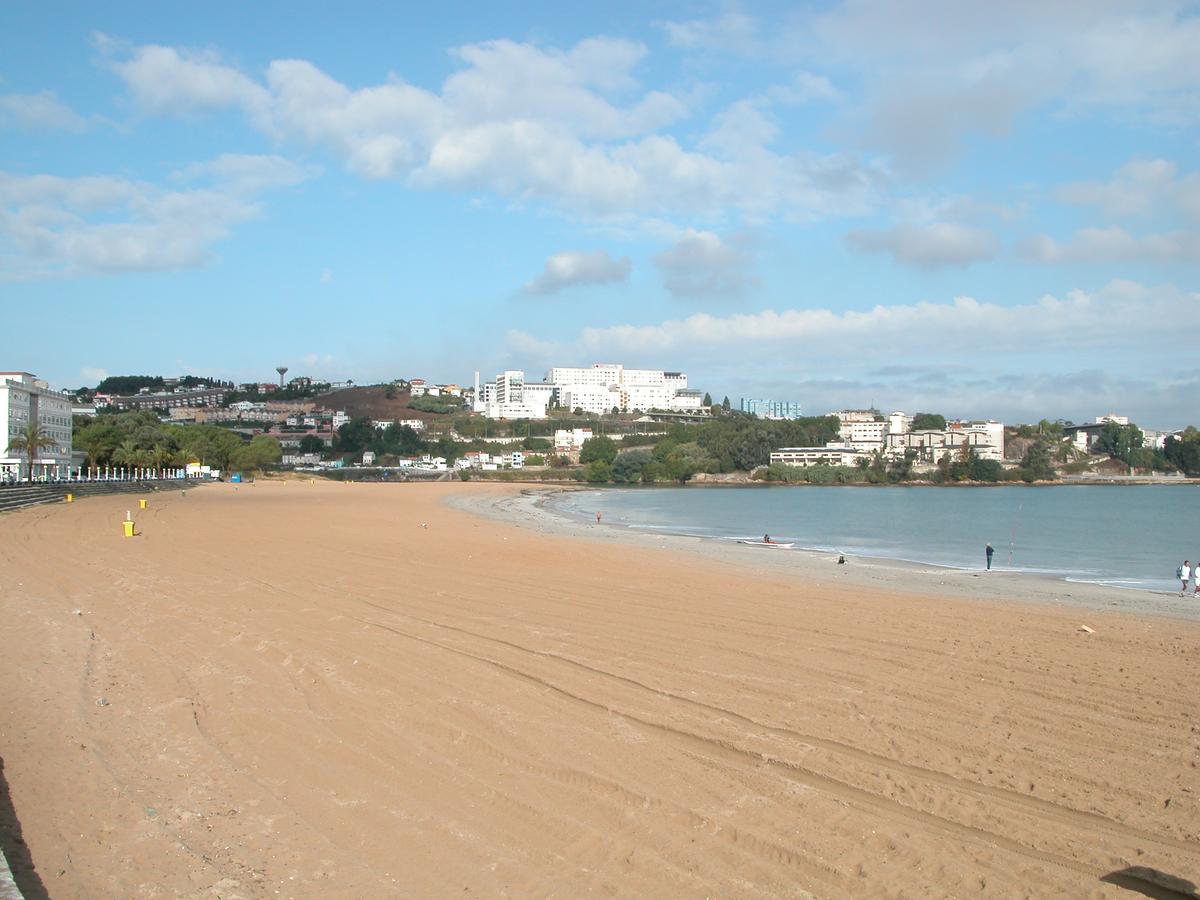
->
[1, 480, 1198, 897]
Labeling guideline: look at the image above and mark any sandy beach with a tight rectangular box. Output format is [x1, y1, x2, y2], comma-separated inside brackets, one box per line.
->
[1, 480, 1199, 898]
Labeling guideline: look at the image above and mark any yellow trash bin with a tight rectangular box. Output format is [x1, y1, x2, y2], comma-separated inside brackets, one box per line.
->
[65, 493, 73, 503]
[123, 520, 135, 538]
[139, 498, 147, 509]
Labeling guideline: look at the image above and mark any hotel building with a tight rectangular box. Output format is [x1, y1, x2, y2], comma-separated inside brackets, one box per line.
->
[1, 372, 74, 480]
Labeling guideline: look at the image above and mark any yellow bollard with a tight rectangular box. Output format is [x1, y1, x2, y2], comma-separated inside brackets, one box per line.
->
[139, 498, 147, 509]
[65, 493, 73, 503]
[123, 520, 135, 538]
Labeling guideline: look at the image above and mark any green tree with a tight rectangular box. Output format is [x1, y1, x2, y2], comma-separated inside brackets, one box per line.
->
[579, 435, 618, 465]
[1020, 440, 1055, 481]
[611, 448, 654, 483]
[298, 434, 325, 454]
[336, 417, 376, 453]
[235, 435, 282, 473]
[95, 375, 164, 394]
[583, 460, 612, 482]
[149, 444, 178, 470]
[702, 392, 713, 406]
[111, 438, 144, 469]
[1164, 435, 1200, 476]
[722, 396, 731, 410]
[7, 422, 57, 481]
[1126, 446, 1160, 472]
[1095, 423, 1144, 463]
[911, 412, 947, 431]
[887, 449, 917, 482]
[968, 456, 1004, 482]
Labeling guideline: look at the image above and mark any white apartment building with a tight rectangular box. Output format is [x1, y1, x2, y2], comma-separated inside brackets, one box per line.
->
[1, 372, 74, 480]
[1096, 414, 1130, 426]
[553, 427, 594, 461]
[772, 412, 1004, 469]
[471, 371, 552, 418]
[886, 422, 1004, 462]
[547, 364, 697, 415]
[770, 445, 873, 468]
[839, 419, 888, 451]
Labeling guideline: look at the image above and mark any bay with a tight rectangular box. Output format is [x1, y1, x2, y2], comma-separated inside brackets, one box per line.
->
[548, 484, 1196, 593]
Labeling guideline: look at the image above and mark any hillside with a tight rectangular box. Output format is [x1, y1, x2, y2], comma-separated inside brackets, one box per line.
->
[317, 385, 458, 424]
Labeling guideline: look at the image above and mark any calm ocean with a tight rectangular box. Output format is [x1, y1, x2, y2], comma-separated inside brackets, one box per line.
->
[549, 484, 1196, 593]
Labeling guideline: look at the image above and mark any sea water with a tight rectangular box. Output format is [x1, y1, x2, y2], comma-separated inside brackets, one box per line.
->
[549, 484, 1196, 593]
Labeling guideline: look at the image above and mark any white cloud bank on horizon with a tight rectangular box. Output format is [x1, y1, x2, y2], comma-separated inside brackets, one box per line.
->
[0, 154, 317, 279]
[522, 249, 631, 295]
[566, 278, 1192, 356]
[503, 278, 1198, 425]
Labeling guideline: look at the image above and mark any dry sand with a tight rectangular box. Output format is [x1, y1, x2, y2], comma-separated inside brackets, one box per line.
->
[1, 480, 1198, 898]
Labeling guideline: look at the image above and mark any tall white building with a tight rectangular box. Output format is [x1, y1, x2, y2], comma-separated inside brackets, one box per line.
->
[1, 372, 74, 480]
[547, 364, 697, 415]
[477, 370, 555, 419]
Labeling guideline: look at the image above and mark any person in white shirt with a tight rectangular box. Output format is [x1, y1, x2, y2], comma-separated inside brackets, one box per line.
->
[1179, 560, 1192, 596]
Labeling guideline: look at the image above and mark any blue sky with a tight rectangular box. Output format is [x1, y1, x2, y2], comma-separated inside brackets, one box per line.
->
[1, 1, 1197, 426]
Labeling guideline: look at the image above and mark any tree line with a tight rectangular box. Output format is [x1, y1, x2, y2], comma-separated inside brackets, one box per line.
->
[74, 411, 281, 474]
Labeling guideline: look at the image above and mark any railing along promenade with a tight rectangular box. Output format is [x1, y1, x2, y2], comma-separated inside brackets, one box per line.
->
[0, 474, 204, 514]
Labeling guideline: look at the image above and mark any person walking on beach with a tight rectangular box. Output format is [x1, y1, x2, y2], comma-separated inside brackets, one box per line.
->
[985, 543, 994, 571]
[1179, 560, 1191, 596]
[595, 511, 602, 524]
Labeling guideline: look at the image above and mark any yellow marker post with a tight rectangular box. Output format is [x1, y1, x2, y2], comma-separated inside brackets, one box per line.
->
[123, 520, 135, 538]
[65, 493, 73, 503]
[139, 498, 147, 509]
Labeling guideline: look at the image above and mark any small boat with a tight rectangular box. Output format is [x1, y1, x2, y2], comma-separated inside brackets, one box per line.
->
[738, 540, 795, 549]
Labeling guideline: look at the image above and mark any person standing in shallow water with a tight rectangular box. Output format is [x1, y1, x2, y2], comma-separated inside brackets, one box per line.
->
[985, 544, 994, 571]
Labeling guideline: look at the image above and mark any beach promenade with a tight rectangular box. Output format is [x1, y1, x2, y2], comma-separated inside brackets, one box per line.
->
[0, 481, 1197, 897]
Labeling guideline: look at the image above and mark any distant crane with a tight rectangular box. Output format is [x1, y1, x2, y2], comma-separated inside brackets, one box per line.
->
[276, 366, 289, 388]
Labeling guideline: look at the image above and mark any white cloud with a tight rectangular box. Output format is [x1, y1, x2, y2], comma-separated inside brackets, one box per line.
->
[845, 222, 998, 269]
[104, 39, 270, 120]
[104, 36, 885, 222]
[1056, 158, 1200, 221]
[658, 11, 763, 55]
[172, 153, 320, 193]
[654, 230, 758, 298]
[766, 72, 841, 104]
[522, 250, 631, 296]
[777, 2, 1200, 170]
[0, 91, 87, 131]
[302, 353, 336, 369]
[80, 366, 108, 383]
[1020, 227, 1200, 264]
[0, 155, 314, 279]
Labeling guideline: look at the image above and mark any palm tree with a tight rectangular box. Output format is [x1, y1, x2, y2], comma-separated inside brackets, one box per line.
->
[111, 439, 141, 473]
[8, 421, 57, 482]
[150, 444, 177, 473]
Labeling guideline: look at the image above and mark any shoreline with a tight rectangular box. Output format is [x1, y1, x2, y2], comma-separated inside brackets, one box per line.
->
[447, 484, 1200, 621]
